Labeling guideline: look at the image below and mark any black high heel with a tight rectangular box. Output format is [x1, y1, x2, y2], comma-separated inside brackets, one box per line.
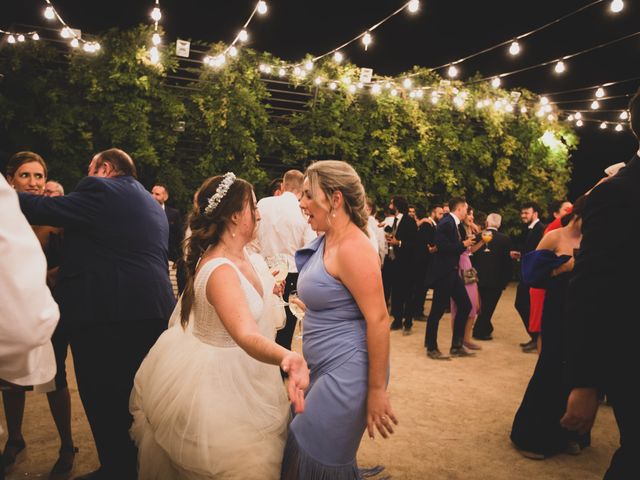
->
[49, 445, 78, 478]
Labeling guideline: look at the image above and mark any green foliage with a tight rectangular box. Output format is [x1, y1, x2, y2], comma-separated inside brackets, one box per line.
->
[1, 26, 575, 226]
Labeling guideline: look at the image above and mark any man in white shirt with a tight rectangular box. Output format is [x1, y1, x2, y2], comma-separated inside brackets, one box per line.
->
[0, 174, 59, 425]
[254, 170, 315, 352]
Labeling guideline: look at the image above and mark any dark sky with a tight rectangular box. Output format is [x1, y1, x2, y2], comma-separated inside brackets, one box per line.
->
[3, 0, 639, 198]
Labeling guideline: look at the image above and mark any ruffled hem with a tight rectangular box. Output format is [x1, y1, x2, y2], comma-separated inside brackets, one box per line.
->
[280, 431, 388, 480]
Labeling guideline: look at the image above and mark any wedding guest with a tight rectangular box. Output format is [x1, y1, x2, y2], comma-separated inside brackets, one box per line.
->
[151, 183, 182, 264]
[561, 90, 640, 478]
[2, 152, 77, 477]
[281, 160, 396, 479]
[512, 197, 588, 459]
[366, 197, 386, 265]
[0, 174, 59, 476]
[44, 180, 64, 197]
[269, 177, 283, 196]
[130, 174, 309, 479]
[18, 148, 175, 480]
[409, 204, 433, 322]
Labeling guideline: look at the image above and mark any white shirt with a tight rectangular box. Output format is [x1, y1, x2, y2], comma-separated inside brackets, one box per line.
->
[367, 216, 386, 264]
[254, 192, 316, 272]
[0, 175, 59, 388]
[528, 218, 540, 230]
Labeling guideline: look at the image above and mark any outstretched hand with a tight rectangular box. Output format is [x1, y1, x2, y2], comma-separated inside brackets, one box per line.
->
[281, 352, 309, 414]
[367, 388, 398, 439]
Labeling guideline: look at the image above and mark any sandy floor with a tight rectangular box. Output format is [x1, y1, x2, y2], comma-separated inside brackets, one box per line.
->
[1, 284, 618, 479]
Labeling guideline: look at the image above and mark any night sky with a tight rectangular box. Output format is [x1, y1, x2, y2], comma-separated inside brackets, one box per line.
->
[3, 0, 639, 198]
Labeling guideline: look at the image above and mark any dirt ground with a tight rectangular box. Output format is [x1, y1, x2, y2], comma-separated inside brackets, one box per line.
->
[1, 284, 618, 479]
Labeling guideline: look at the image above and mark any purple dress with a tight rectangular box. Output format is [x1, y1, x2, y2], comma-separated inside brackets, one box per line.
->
[451, 250, 479, 319]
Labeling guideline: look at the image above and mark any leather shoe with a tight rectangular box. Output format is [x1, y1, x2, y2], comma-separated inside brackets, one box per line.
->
[520, 340, 536, 348]
[426, 349, 451, 360]
[450, 347, 476, 357]
[522, 343, 538, 353]
[390, 323, 402, 331]
[516, 448, 545, 460]
[402, 327, 412, 336]
[473, 334, 493, 341]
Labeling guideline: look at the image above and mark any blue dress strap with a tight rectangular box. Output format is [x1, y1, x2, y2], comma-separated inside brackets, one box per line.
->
[522, 249, 571, 288]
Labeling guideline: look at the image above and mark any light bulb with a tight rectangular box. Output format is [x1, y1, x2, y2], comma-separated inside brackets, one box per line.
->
[32, 32, 40, 41]
[403, 78, 412, 88]
[357, 82, 364, 89]
[304, 60, 313, 71]
[329, 82, 337, 90]
[575, 112, 582, 119]
[151, 7, 162, 22]
[554, 61, 566, 74]
[595, 87, 605, 98]
[615, 123, 623, 132]
[70, 38, 79, 48]
[342, 76, 351, 85]
[610, 0, 624, 13]
[278, 67, 286, 77]
[259, 64, 267, 73]
[476, 101, 484, 109]
[568, 114, 575, 121]
[591, 100, 600, 110]
[93, 42, 101, 51]
[415, 89, 424, 98]
[544, 105, 552, 113]
[576, 119, 584, 127]
[371, 84, 382, 95]
[391, 89, 398, 97]
[547, 114, 555, 121]
[506, 104, 514, 113]
[83, 42, 93, 52]
[600, 122, 608, 129]
[17, 34, 25, 42]
[44, 6, 55, 20]
[264, 65, 271, 74]
[408, 0, 420, 13]
[257, 1, 268, 15]
[61, 27, 71, 39]
[540, 96, 549, 105]
[520, 106, 527, 114]
[314, 77, 323, 85]
[447, 65, 459, 78]
[409, 91, 416, 99]
[333, 51, 343, 63]
[293, 66, 301, 77]
[238, 30, 248, 42]
[150, 46, 160, 64]
[348, 85, 357, 94]
[536, 109, 545, 117]
[431, 95, 439, 104]
[384, 82, 392, 89]
[362, 32, 372, 50]
[228, 46, 238, 57]
[493, 100, 503, 111]
[620, 111, 629, 120]
[7, 34, 16, 44]
[214, 55, 226, 67]
[491, 77, 501, 88]
[152, 33, 161, 45]
[509, 41, 520, 56]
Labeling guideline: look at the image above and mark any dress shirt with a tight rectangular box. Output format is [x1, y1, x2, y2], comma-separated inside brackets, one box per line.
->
[0, 175, 59, 387]
[450, 212, 462, 227]
[255, 191, 316, 272]
[528, 218, 540, 230]
[367, 216, 386, 264]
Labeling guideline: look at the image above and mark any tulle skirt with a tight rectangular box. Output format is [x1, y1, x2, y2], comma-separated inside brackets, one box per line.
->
[130, 325, 290, 479]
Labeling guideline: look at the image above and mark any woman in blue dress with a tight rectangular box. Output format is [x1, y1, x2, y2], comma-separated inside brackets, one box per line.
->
[281, 160, 397, 479]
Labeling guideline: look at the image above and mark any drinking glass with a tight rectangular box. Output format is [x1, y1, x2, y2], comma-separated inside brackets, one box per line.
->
[288, 290, 305, 339]
[266, 254, 289, 306]
[481, 230, 494, 252]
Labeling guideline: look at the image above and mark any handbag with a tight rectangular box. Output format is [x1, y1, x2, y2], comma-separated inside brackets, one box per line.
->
[461, 267, 479, 285]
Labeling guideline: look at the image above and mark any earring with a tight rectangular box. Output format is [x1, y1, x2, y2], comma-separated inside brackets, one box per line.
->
[332, 213, 336, 218]
[232, 231, 236, 238]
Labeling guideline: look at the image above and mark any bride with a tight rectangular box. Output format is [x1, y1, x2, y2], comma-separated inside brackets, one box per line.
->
[129, 173, 309, 479]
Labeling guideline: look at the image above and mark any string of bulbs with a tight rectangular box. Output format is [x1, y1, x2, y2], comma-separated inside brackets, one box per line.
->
[41, 0, 100, 52]
[1, 28, 40, 44]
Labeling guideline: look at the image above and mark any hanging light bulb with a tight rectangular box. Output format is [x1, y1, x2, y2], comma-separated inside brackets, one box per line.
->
[520, 106, 528, 114]
[610, 0, 624, 13]
[371, 84, 382, 95]
[70, 38, 79, 48]
[151, 7, 162, 22]
[615, 123, 623, 132]
[600, 122, 608, 129]
[415, 89, 424, 99]
[258, 64, 267, 73]
[536, 109, 545, 117]
[278, 67, 286, 77]
[293, 66, 302, 77]
[595, 87, 605, 98]
[257, 1, 268, 15]
[333, 51, 343, 63]
[505, 104, 514, 113]
[491, 77, 501, 88]
[93, 42, 101, 51]
[357, 82, 364, 89]
[591, 100, 600, 110]
[304, 60, 314, 71]
[576, 119, 584, 127]
[314, 77, 323, 86]
[348, 84, 357, 94]
[384, 82, 392, 89]
[238, 30, 248, 42]
[83, 42, 93, 52]
[509, 41, 520, 56]
[329, 82, 337, 90]
[544, 105, 553, 113]
[149, 46, 160, 64]
[554, 61, 566, 74]
[17, 34, 25, 42]
[32, 32, 40, 41]
[403, 78, 412, 88]
[362, 32, 372, 51]
[44, 6, 55, 20]
[342, 76, 352, 85]
[152, 33, 162, 45]
[264, 65, 271, 74]
[391, 89, 398, 97]
[447, 65, 459, 78]
[575, 112, 582, 120]
[7, 34, 16, 44]
[568, 114, 575, 122]
[60, 27, 72, 39]
[547, 114, 555, 122]
[620, 111, 629, 120]
[408, 0, 420, 13]
[228, 46, 238, 57]
[540, 96, 549, 105]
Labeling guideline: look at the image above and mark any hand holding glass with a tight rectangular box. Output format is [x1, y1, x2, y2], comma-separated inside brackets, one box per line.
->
[266, 254, 289, 306]
[481, 230, 493, 252]
[288, 290, 305, 339]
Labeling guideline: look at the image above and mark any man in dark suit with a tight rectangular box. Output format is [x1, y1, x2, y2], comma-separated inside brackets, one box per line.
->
[151, 183, 182, 263]
[18, 149, 175, 480]
[512, 201, 546, 352]
[471, 213, 513, 340]
[561, 91, 640, 479]
[424, 197, 476, 359]
[387, 196, 418, 334]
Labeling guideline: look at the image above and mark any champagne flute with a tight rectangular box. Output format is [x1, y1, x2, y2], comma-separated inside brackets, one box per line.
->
[266, 254, 289, 306]
[481, 230, 494, 252]
[288, 290, 305, 339]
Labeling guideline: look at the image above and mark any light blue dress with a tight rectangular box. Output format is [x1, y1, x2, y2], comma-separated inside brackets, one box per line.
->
[281, 235, 384, 479]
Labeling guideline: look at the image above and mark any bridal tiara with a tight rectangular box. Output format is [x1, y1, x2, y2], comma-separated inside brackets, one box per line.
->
[204, 172, 236, 215]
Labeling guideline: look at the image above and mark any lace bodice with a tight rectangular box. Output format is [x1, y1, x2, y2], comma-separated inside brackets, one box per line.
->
[192, 253, 272, 347]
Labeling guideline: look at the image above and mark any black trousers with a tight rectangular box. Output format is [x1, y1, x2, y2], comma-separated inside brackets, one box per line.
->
[382, 257, 395, 304]
[69, 318, 165, 479]
[425, 270, 471, 351]
[473, 286, 503, 338]
[391, 262, 415, 329]
[275, 272, 299, 352]
[604, 389, 638, 479]
[515, 282, 537, 340]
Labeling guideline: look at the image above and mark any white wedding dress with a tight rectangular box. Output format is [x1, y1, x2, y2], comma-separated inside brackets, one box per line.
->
[130, 252, 290, 479]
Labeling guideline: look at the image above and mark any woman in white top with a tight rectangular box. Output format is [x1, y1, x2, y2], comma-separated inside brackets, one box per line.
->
[130, 173, 309, 479]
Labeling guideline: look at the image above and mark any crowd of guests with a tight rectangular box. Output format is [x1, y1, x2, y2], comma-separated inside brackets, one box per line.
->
[1, 89, 638, 479]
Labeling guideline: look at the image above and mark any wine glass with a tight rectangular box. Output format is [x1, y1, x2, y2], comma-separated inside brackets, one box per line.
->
[288, 290, 305, 339]
[266, 254, 289, 306]
[481, 230, 494, 252]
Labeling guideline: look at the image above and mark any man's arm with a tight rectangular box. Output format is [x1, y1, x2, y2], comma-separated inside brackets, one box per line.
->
[435, 221, 465, 254]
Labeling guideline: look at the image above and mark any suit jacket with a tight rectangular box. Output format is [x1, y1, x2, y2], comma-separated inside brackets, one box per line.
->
[391, 214, 417, 266]
[430, 213, 466, 282]
[164, 205, 182, 262]
[471, 229, 513, 290]
[523, 220, 546, 255]
[19, 175, 176, 327]
[566, 154, 640, 392]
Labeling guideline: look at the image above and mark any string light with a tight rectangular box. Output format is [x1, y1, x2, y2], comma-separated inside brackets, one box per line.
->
[32, 33, 40, 41]
[595, 87, 605, 98]
[150, 46, 160, 64]
[568, 114, 575, 121]
[238, 29, 248, 42]
[491, 77, 501, 88]
[403, 78, 412, 88]
[348, 84, 357, 94]
[329, 82, 337, 90]
[278, 67, 286, 77]
[305, 60, 314, 71]
[509, 41, 521, 56]
[554, 60, 566, 74]
[615, 123, 623, 131]
[70, 38, 79, 48]
[314, 77, 323, 85]
[591, 100, 600, 109]
[152, 33, 161, 45]
[333, 51, 344, 63]
[228, 46, 238, 57]
[540, 96, 549, 105]
[257, 1, 268, 15]
[620, 111, 629, 120]
[610, 0, 624, 13]
[362, 32, 372, 51]
[520, 106, 528, 114]
[390, 89, 398, 97]
[575, 112, 582, 119]
[60, 27, 72, 38]
[42, 1, 101, 52]
[151, 6, 162, 22]
[447, 65, 459, 78]
[600, 122, 608, 129]
[371, 84, 382, 95]
[7, 34, 16, 44]
[576, 119, 584, 127]
[408, 0, 420, 13]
